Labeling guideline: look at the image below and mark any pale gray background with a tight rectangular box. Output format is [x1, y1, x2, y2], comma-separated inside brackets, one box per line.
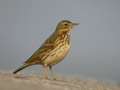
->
[0, 0, 120, 82]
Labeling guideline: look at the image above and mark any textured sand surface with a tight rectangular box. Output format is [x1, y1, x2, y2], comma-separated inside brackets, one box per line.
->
[0, 71, 120, 90]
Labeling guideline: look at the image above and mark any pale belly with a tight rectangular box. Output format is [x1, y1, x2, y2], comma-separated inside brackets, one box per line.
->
[41, 43, 70, 66]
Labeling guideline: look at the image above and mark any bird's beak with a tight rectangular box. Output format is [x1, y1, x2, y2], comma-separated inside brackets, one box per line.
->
[72, 23, 79, 26]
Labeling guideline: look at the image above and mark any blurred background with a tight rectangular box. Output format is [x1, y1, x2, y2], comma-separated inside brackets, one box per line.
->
[0, 0, 120, 82]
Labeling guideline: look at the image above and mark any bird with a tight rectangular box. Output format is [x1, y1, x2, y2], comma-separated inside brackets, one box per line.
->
[13, 20, 78, 80]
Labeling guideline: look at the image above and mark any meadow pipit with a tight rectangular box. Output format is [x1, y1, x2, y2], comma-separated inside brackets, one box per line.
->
[13, 20, 78, 80]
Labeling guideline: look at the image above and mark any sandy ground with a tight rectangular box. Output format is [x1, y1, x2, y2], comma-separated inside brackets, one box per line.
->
[0, 71, 120, 90]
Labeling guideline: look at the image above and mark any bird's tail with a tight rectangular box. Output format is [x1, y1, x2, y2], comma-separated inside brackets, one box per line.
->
[13, 64, 29, 74]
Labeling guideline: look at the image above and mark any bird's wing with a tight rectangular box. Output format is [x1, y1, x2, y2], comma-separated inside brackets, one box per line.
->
[24, 43, 54, 64]
[24, 33, 58, 64]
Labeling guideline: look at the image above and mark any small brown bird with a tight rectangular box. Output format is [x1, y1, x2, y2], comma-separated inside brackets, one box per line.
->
[13, 20, 78, 80]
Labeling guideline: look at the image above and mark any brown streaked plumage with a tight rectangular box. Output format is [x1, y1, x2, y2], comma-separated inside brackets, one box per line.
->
[13, 20, 78, 80]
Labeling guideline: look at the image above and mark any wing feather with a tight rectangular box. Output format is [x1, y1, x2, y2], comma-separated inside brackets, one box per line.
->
[24, 32, 58, 64]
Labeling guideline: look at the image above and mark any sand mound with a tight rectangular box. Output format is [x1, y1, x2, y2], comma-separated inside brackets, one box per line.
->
[0, 71, 120, 90]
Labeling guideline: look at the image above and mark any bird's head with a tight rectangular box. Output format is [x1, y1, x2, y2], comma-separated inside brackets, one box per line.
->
[55, 20, 78, 34]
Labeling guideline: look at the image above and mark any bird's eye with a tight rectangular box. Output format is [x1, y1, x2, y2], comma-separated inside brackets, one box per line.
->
[64, 24, 68, 26]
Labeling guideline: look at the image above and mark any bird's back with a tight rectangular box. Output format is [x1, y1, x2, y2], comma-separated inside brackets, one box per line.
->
[24, 31, 71, 66]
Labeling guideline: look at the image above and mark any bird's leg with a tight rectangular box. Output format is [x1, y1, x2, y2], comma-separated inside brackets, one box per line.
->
[44, 64, 48, 80]
[49, 66, 56, 80]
